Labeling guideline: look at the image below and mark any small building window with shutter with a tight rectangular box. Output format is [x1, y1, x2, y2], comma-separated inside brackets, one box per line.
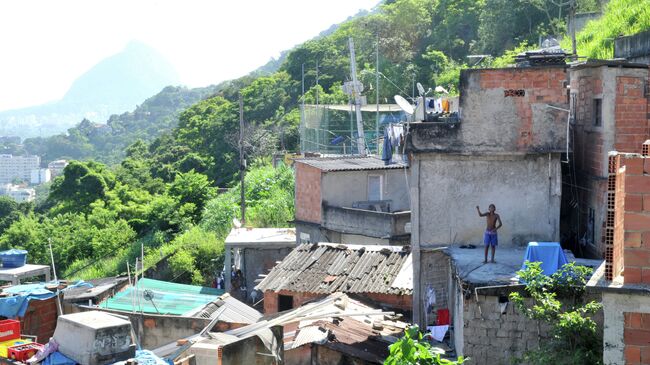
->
[593, 98, 602, 126]
[368, 175, 383, 201]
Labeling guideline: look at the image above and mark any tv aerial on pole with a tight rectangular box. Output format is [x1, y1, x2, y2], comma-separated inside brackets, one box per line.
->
[346, 37, 368, 156]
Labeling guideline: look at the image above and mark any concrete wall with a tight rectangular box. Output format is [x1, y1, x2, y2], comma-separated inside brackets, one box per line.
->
[615, 29, 650, 64]
[323, 205, 410, 240]
[321, 169, 410, 212]
[602, 292, 650, 365]
[413, 153, 561, 247]
[295, 221, 338, 244]
[568, 12, 602, 35]
[239, 247, 294, 303]
[74, 306, 245, 350]
[407, 67, 569, 154]
[295, 163, 322, 224]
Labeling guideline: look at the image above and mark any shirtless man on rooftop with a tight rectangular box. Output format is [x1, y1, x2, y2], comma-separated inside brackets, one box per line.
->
[476, 204, 502, 263]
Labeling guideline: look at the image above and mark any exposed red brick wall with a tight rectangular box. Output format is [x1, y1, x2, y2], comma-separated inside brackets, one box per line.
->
[624, 312, 650, 364]
[264, 290, 278, 314]
[615, 77, 650, 153]
[295, 162, 322, 224]
[263, 290, 413, 315]
[20, 297, 58, 343]
[574, 75, 606, 177]
[609, 151, 650, 284]
[479, 68, 568, 151]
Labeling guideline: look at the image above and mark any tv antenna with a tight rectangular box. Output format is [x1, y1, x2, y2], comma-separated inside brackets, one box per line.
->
[347, 37, 368, 156]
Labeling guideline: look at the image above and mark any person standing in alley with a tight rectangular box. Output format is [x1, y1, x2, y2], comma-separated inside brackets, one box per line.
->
[476, 204, 502, 263]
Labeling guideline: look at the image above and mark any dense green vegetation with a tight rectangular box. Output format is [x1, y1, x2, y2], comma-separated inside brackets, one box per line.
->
[385, 326, 466, 365]
[510, 262, 602, 365]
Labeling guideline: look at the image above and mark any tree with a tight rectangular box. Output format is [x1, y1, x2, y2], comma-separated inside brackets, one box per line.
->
[0, 197, 32, 236]
[509, 262, 602, 365]
[168, 170, 215, 224]
[48, 161, 114, 214]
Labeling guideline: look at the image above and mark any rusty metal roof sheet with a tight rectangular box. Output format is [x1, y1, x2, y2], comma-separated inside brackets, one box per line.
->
[255, 243, 412, 295]
[296, 156, 407, 172]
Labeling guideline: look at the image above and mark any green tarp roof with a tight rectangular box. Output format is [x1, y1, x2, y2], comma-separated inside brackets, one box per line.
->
[100, 278, 224, 315]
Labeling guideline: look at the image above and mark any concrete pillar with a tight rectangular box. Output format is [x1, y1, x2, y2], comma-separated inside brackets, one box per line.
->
[411, 158, 422, 325]
[225, 246, 232, 292]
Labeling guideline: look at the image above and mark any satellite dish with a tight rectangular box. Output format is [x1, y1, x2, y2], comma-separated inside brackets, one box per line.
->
[417, 82, 425, 96]
[394, 95, 414, 115]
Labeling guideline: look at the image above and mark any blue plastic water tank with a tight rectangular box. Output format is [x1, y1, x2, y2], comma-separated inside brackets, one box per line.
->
[0, 249, 27, 268]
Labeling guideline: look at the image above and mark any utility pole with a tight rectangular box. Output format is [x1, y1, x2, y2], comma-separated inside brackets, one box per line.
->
[570, 0, 577, 59]
[300, 63, 305, 153]
[315, 60, 320, 107]
[239, 93, 246, 225]
[348, 37, 367, 156]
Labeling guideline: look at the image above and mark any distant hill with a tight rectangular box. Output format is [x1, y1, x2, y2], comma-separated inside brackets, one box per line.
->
[22, 84, 219, 165]
[0, 41, 180, 139]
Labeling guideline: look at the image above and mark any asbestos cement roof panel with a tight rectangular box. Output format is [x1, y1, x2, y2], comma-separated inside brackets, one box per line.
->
[255, 243, 412, 296]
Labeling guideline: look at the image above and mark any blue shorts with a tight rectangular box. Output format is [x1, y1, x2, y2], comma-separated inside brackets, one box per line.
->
[484, 230, 498, 247]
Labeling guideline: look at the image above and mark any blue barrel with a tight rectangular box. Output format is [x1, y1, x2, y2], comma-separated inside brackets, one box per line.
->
[0, 249, 27, 268]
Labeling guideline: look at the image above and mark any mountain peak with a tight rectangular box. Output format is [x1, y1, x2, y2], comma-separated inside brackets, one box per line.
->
[61, 41, 180, 106]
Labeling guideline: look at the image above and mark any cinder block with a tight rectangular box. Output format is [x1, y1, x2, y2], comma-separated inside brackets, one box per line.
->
[53, 311, 135, 365]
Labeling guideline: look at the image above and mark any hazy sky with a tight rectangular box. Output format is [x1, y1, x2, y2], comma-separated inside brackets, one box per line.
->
[0, 0, 378, 111]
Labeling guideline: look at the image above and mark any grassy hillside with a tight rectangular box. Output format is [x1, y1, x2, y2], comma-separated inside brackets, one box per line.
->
[571, 0, 650, 59]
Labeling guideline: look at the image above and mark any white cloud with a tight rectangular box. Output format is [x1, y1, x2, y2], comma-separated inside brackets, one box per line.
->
[0, 0, 377, 111]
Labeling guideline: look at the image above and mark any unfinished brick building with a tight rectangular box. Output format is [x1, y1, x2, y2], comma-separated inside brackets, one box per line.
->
[567, 61, 650, 258]
[588, 141, 650, 365]
[407, 65, 569, 327]
[294, 157, 410, 246]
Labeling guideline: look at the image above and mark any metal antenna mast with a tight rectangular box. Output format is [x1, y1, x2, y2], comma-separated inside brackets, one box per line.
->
[375, 33, 380, 155]
[348, 37, 367, 156]
[239, 93, 246, 225]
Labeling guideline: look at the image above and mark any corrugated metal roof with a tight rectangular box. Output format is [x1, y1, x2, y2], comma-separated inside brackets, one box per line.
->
[99, 278, 224, 315]
[296, 156, 407, 172]
[189, 293, 262, 324]
[255, 243, 412, 295]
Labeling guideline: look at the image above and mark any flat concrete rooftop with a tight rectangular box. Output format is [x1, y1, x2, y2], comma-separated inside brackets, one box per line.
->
[225, 228, 296, 247]
[446, 246, 603, 287]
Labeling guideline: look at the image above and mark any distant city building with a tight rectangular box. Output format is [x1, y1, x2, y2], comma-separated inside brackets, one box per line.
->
[0, 154, 40, 184]
[30, 168, 51, 185]
[48, 160, 69, 178]
[0, 184, 35, 202]
[0, 136, 21, 145]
